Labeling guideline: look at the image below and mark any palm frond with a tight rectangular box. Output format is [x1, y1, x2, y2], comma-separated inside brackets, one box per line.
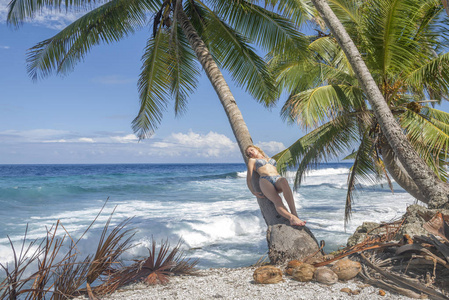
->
[132, 28, 172, 138]
[345, 136, 379, 228]
[405, 51, 449, 96]
[7, 0, 104, 26]
[274, 114, 360, 190]
[327, 0, 360, 25]
[260, 0, 315, 25]
[281, 84, 364, 128]
[26, 0, 153, 80]
[168, 18, 200, 116]
[362, 0, 422, 77]
[400, 108, 449, 179]
[193, 1, 278, 105]
[209, 0, 309, 55]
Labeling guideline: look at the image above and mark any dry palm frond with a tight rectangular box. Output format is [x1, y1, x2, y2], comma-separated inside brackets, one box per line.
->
[30, 221, 68, 300]
[0, 225, 44, 300]
[423, 212, 449, 243]
[52, 250, 92, 300]
[87, 209, 135, 285]
[97, 238, 199, 293]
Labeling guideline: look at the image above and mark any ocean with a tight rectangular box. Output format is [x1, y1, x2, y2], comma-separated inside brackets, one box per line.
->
[0, 163, 417, 271]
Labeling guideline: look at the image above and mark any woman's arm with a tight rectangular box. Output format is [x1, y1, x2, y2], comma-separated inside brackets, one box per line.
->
[247, 159, 263, 198]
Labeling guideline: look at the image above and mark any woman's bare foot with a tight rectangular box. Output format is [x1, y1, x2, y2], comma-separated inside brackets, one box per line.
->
[289, 215, 306, 226]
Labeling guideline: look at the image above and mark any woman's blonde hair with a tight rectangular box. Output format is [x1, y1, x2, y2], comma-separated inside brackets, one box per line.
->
[245, 145, 267, 158]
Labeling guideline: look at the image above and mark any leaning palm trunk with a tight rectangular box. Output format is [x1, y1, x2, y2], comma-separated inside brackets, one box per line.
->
[175, 2, 252, 161]
[176, 1, 320, 262]
[310, 0, 449, 209]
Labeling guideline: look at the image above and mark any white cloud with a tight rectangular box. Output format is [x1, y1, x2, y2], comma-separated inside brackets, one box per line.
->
[255, 141, 286, 156]
[0, 128, 287, 163]
[0, 45, 9, 49]
[0, 129, 139, 144]
[110, 134, 138, 143]
[78, 137, 94, 143]
[151, 131, 238, 158]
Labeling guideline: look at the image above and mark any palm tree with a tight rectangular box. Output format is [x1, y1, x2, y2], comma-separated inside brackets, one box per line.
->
[7, 0, 319, 261]
[272, 0, 449, 224]
[283, 0, 449, 213]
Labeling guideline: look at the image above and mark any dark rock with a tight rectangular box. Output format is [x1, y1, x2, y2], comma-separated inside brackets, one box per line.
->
[346, 222, 384, 247]
[267, 224, 321, 264]
[347, 204, 449, 247]
[398, 204, 449, 238]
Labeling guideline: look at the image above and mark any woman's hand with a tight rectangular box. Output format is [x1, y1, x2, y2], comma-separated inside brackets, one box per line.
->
[252, 191, 264, 198]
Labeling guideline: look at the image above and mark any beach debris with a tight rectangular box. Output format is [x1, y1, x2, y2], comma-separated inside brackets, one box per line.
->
[285, 260, 303, 275]
[340, 287, 361, 295]
[379, 289, 386, 296]
[340, 287, 352, 295]
[331, 258, 362, 281]
[313, 209, 449, 299]
[292, 263, 316, 282]
[314, 267, 338, 285]
[253, 266, 283, 284]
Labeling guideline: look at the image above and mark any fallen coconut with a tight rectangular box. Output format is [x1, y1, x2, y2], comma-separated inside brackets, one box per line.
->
[253, 266, 283, 284]
[314, 267, 338, 285]
[285, 260, 303, 275]
[292, 263, 315, 282]
[331, 258, 361, 281]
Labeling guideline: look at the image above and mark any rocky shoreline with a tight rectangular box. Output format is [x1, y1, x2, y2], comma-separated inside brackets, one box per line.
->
[94, 267, 414, 300]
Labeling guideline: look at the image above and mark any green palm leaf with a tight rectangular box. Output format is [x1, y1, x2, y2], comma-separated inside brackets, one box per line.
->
[345, 136, 380, 227]
[132, 28, 172, 138]
[281, 85, 364, 128]
[274, 113, 360, 190]
[208, 0, 309, 54]
[7, 0, 161, 26]
[193, 1, 278, 104]
[168, 18, 200, 116]
[262, 0, 314, 25]
[400, 108, 449, 179]
[25, 0, 153, 80]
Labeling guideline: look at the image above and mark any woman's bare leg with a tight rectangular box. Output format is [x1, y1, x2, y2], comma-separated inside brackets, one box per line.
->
[275, 178, 306, 226]
[260, 179, 305, 226]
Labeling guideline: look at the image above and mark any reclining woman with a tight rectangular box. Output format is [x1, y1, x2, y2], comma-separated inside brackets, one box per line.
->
[245, 145, 306, 226]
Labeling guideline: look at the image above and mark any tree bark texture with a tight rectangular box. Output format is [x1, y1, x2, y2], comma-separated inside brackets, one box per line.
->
[310, 0, 449, 209]
[176, 1, 320, 262]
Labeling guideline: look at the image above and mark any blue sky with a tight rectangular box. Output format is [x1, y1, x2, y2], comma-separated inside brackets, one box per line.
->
[2, 2, 448, 165]
[0, 2, 307, 164]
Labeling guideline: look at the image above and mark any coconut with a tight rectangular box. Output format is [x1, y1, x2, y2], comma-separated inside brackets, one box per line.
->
[331, 259, 362, 281]
[292, 263, 315, 282]
[285, 260, 303, 275]
[253, 266, 283, 284]
[314, 267, 338, 285]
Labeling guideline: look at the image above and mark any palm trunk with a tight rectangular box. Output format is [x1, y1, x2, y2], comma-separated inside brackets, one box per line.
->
[175, 1, 320, 263]
[310, 0, 449, 209]
[175, 2, 252, 161]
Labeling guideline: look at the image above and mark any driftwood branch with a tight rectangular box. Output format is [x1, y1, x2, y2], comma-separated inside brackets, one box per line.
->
[360, 253, 448, 300]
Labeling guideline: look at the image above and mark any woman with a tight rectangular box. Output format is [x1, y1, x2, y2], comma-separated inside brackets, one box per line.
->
[246, 145, 306, 226]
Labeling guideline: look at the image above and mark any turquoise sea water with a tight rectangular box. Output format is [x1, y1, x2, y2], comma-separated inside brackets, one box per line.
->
[0, 163, 417, 271]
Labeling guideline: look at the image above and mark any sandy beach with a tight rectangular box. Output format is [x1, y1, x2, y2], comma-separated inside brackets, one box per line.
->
[97, 267, 415, 300]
